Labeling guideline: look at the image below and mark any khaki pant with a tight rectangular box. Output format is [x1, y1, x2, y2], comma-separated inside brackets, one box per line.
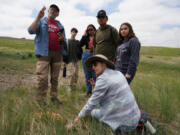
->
[36, 51, 61, 99]
[66, 61, 80, 89]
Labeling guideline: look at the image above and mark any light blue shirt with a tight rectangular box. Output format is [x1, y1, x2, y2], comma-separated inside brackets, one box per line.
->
[28, 17, 66, 56]
[78, 68, 140, 131]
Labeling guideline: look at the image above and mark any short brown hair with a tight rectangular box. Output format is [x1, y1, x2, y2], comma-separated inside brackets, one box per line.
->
[71, 28, 78, 33]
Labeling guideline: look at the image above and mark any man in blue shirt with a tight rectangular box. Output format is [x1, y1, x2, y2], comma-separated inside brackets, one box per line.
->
[28, 4, 66, 105]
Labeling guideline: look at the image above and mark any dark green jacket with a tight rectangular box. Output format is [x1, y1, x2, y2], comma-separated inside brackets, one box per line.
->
[94, 25, 119, 61]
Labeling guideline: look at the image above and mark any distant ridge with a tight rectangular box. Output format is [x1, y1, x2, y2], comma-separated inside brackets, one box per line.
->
[0, 36, 33, 41]
[0, 36, 179, 49]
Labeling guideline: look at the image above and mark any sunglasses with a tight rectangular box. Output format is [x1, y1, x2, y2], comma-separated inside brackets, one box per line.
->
[87, 28, 94, 31]
[97, 16, 106, 19]
[91, 61, 101, 68]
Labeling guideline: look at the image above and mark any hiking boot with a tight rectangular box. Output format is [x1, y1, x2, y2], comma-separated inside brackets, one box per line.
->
[51, 97, 62, 105]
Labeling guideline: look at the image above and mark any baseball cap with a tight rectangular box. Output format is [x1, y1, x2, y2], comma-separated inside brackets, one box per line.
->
[50, 4, 60, 12]
[96, 10, 107, 18]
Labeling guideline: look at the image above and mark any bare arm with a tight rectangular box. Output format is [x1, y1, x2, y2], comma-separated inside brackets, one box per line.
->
[29, 6, 46, 32]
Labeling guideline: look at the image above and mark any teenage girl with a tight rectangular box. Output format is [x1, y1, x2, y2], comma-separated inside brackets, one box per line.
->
[115, 22, 141, 84]
[80, 24, 96, 96]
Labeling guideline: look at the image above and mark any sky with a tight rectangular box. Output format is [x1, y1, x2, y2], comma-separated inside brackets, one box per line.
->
[0, 0, 180, 48]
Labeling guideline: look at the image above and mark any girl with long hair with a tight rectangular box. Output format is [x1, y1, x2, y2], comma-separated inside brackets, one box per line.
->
[115, 22, 141, 84]
[80, 24, 96, 96]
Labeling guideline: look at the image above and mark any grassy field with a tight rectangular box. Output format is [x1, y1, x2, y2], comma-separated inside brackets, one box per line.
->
[0, 37, 180, 135]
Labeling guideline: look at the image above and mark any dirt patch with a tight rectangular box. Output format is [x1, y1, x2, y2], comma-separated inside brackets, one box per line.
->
[0, 66, 86, 91]
[0, 73, 37, 91]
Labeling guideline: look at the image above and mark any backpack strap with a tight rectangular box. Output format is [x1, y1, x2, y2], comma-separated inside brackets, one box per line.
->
[93, 31, 97, 49]
[109, 25, 115, 45]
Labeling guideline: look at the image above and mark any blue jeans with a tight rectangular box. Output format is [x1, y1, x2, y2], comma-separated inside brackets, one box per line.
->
[115, 125, 136, 135]
[91, 109, 136, 135]
[82, 50, 96, 93]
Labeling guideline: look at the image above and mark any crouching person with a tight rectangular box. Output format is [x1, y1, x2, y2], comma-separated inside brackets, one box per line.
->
[66, 54, 141, 134]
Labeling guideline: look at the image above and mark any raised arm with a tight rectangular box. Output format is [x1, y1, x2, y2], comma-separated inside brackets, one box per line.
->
[29, 6, 46, 32]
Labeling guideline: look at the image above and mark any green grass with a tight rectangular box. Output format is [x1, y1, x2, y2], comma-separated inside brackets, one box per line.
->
[0, 37, 180, 135]
[0, 37, 36, 74]
[141, 46, 180, 56]
[0, 37, 34, 51]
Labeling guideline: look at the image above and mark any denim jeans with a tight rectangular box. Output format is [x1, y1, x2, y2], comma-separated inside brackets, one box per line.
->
[115, 125, 136, 135]
[91, 109, 137, 135]
[82, 50, 96, 93]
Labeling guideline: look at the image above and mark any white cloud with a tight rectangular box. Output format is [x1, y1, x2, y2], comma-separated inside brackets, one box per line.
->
[0, 0, 179, 47]
[108, 0, 180, 47]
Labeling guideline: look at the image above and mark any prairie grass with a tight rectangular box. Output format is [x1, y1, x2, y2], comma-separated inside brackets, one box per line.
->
[0, 37, 180, 135]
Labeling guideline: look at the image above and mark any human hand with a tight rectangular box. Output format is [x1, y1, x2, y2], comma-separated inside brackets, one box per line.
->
[125, 74, 131, 79]
[112, 59, 116, 64]
[66, 117, 80, 130]
[57, 32, 64, 41]
[83, 30, 87, 36]
[66, 122, 73, 130]
[89, 78, 95, 87]
[37, 6, 46, 20]
[74, 117, 80, 123]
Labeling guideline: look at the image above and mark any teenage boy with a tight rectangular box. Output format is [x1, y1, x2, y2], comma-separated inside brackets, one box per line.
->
[66, 28, 82, 91]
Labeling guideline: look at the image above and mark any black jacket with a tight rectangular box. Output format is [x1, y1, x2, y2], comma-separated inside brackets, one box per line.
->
[80, 35, 90, 49]
[67, 39, 82, 63]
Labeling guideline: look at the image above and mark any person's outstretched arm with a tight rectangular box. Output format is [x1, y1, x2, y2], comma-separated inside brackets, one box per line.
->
[66, 77, 108, 130]
[29, 6, 46, 32]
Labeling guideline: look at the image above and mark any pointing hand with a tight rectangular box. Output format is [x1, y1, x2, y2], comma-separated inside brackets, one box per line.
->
[37, 6, 46, 19]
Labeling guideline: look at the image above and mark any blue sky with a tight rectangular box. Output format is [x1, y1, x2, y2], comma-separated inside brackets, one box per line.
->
[162, 25, 180, 30]
[0, 0, 180, 48]
[76, 0, 120, 16]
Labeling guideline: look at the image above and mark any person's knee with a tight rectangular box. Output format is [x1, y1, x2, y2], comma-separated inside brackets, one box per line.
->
[91, 109, 101, 120]
[36, 61, 49, 75]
